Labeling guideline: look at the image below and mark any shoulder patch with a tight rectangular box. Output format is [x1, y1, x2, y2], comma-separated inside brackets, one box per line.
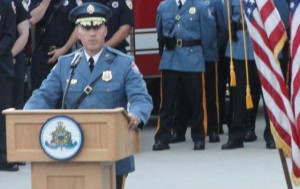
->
[112, 1, 119, 8]
[76, 0, 83, 6]
[22, 0, 30, 11]
[11, 1, 16, 14]
[125, 0, 133, 10]
[131, 62, 140, 74]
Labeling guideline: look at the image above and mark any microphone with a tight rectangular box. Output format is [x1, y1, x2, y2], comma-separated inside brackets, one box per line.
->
[70, 52, 82, 68]
[61, 52, 82, 109]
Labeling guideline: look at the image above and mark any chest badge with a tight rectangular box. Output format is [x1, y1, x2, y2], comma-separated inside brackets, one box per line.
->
[102, 70, 112, 82]
[189, 7, 196, 14]
[63, 0, 69, 6]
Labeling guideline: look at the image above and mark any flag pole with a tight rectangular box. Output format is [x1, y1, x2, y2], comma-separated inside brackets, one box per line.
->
[279, 149, 293, 189]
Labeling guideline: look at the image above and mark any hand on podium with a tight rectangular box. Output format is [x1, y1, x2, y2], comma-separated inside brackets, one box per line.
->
[128, 112, 141, 131]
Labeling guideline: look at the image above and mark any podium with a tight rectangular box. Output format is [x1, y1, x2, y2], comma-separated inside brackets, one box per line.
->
[3, 108, 140, 189]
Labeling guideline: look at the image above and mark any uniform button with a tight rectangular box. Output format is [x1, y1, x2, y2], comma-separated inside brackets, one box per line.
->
[177, 24, 180, 27]
[190, 18, 193, 21]
[190, 49, 194, 52]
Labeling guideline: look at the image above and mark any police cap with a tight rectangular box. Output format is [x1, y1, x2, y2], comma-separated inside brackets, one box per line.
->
[69, 2, 112, 27]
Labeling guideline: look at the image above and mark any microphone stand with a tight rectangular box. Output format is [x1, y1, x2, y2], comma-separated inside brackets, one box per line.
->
[61, 53, 82, 109]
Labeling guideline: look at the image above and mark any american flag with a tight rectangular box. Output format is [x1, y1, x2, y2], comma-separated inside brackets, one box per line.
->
[289, 0, 300, 183]
[242, 0, 300, 184]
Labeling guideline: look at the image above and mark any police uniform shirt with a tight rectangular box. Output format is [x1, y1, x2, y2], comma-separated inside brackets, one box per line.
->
[13, 0, 30, 28]
[28, 0, 78, 46]
[83, 0, 134, 51]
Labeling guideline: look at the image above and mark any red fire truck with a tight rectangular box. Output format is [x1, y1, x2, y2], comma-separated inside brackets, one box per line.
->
[131, 0, 162, 115]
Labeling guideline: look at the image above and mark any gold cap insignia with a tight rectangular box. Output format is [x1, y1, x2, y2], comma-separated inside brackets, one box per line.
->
[102, 70, 112, 82]
[87, 4, 95, 14]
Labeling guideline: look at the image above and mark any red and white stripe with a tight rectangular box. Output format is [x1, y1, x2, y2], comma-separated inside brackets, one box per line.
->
[290, 1, 300, 183]
[243, 0, 300, 184]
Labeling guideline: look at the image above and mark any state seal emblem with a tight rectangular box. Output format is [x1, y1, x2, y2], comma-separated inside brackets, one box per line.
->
[40, 115, 84, 160]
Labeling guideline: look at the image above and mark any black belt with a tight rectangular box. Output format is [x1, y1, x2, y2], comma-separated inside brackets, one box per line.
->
[164, 37, 201, 50]
[37, 45, 62, 52]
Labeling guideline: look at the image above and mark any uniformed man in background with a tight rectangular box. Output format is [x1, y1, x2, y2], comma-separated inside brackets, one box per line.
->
[153, 0, 216, 151]
[28, 0, 79, 91]
[12, 0, 30, 110]
[0, 0, 17, 171]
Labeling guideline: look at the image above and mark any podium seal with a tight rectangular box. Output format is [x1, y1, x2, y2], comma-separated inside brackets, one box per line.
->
[40, 115, 84, 161]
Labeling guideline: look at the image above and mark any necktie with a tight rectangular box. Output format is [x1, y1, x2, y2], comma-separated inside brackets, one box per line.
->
[178, 0, 182, 9]
[89, 57, 94, 72]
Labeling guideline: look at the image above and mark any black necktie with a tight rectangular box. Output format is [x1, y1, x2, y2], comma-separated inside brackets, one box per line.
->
[89, 57, 94, 72]
[178, 0, 182, 9]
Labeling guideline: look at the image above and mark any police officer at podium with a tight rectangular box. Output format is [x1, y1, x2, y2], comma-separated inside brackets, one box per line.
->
[24, 3, 153, 188]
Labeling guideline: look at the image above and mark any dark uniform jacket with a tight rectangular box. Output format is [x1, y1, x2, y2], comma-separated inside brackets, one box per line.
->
[0, 0, 16, 77]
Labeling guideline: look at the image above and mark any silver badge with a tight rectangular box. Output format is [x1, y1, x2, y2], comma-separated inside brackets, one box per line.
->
[112, 1, 119, 8]
[63, 0, 69, 6]
[102, 70, 112, 82]
[189, 7, 196, 14]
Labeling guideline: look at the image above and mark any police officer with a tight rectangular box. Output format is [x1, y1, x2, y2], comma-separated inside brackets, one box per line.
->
[24, 3, 153, 189]
[0, 0, 17, 171]
[12, 0, 30, 110]
[170, 0, 220, 144]
[82, 0, 134, 53]
[153, 0, 216, 150]
[28, 0, 80, 91]
[212, 0, 231, 134]
[222, 0, 261, 149]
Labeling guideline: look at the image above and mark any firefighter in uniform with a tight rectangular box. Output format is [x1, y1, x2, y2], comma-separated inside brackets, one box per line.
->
[0, 0, 17, 171]
[24, 3, 153, 189]
[153, 0, 216, 150]
[28, 0, 79, 91]
[82, 0, 134, 53]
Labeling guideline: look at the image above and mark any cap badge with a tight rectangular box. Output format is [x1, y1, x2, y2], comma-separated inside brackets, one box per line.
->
[102, 70, 112, 82]
[87, 4, 95, 14]
[189, 7, 196, 14]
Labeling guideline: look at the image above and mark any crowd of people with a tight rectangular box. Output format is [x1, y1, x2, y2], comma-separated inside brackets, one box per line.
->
[153, 0, 290, 151]
[0, 1, 151, 188]
[0, 0, 292, 188]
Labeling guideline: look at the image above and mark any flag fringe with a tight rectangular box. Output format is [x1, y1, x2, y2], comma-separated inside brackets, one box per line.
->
[270, 122, 292, 157]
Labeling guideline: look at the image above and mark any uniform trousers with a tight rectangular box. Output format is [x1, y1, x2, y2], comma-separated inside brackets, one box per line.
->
[172, 62, 218, 136]
[155, 70, 204, 144]
[116, 174, 127, 189]
[205, 61, 219, 135]
[13, 52, 26, 109]
[0, 75, 13, 163]
[229, 59, 260, 142]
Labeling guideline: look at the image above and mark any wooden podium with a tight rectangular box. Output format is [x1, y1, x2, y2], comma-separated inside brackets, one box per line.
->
[3, 108, 140, 189]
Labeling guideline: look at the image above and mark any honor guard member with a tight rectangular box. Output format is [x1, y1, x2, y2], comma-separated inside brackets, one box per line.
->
[153, 0, 216, 150]
[222, 0, 261, 149]
[170, 0, 220, 144]
[81, 0, 134, 53]
[245, 0, 290, 149]
[24, 3, 153, 189]
[211, 0, 231, 134]
[28, 0, 80, 91]
[0, 0, 17, 171]
[12, 0, 30, 110]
